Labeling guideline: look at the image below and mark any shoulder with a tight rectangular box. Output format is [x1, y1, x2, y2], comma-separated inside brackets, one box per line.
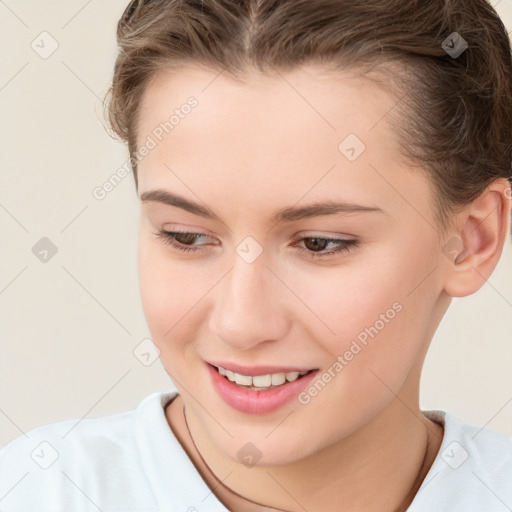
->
[0, 391, 176, 511]
[410, 410, 512, 512]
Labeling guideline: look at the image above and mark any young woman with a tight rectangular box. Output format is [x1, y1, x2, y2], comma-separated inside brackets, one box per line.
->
[1, 0, 512, 511]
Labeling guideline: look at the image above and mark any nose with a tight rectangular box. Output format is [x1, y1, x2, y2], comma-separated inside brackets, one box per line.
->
[208, 249, 291, 351]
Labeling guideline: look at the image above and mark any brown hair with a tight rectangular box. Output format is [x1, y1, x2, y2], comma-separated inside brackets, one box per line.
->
[103, 0, 512, 235]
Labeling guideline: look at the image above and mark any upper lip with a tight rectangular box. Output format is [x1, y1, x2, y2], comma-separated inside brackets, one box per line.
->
[207, 361, 318, 376]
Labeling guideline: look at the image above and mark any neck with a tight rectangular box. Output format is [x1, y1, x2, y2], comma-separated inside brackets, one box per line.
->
[167, 383, 444, 512]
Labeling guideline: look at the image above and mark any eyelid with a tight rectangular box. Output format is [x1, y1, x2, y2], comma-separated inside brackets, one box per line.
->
[166, 229, 218, 245]
[161, 228, 356, 244]
[297, 230, 357, 240]
[154, 228, 359, 260]
[161, 223, 219, 238]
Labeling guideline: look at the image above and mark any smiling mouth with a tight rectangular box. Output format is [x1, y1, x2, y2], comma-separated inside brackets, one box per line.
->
[210, 364, 317, 391]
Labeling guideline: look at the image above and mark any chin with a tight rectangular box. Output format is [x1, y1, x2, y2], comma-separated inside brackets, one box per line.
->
[215, 433, 313, 468]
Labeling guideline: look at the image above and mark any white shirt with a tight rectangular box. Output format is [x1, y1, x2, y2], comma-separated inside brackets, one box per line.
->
[1, 390, 511, 511]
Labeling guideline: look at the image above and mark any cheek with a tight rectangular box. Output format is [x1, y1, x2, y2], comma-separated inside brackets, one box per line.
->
[299, 244, 436, 391]
[137, 239, 187, 347]
[288, 248, 437, 443]
[137, 237, 217, 359]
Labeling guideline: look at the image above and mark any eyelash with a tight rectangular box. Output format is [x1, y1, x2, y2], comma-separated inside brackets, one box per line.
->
[153, 229, 358, 260]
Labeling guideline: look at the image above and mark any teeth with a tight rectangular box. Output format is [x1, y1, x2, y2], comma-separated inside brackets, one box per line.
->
[215, 365, 309, 390]
[271, 373, 286, 386]
[252, 374, 272, 387]
[233, 373, 252, 386]
[285, 372, 300, 382]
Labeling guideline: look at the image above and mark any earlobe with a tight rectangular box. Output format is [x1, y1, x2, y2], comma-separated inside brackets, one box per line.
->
[442, 179, 512, 298]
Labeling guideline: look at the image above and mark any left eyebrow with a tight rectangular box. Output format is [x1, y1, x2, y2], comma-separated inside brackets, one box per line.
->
[139, 189, 384, 224]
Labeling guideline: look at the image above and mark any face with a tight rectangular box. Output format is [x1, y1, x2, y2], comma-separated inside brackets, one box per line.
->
[136, 63, 450, 465]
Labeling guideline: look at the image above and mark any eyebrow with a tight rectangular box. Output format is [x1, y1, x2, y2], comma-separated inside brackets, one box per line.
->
[140, 189, 383, 224]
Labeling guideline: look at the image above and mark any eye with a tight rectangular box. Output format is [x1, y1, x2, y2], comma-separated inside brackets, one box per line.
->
[291, 236, 358, 259]
[153, 229, 358, 259]
[153, 229, 215, 252]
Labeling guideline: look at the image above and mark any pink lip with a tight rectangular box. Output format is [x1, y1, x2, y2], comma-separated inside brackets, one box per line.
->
[206, 362, 319, 415]
[207, 360, 316, 376]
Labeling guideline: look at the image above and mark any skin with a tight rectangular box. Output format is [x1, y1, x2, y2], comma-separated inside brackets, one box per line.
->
[135, 63, 511, 512]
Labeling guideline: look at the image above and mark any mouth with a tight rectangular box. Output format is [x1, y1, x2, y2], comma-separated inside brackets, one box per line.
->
[206, 361, 320, 414]
[208, 363, 317, 391]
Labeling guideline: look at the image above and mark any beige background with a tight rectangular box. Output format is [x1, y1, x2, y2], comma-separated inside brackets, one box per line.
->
[1, 0, 511, 449]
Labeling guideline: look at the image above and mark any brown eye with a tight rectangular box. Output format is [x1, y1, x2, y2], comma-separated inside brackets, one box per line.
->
[302, 238, 330, 252]
[293, 237, 358, 259]
[153, 230, 213, 253]
[171, 232, 200, 245]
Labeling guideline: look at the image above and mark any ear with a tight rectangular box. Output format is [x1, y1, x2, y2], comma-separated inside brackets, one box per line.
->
[442, 178, 512, 298]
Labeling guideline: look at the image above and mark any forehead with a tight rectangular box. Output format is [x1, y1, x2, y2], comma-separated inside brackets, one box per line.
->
[136, 63, 405, 166]
[136, 63, 401, 145]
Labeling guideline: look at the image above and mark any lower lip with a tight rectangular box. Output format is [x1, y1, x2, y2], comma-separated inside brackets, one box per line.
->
[207, 363, 319, 415]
